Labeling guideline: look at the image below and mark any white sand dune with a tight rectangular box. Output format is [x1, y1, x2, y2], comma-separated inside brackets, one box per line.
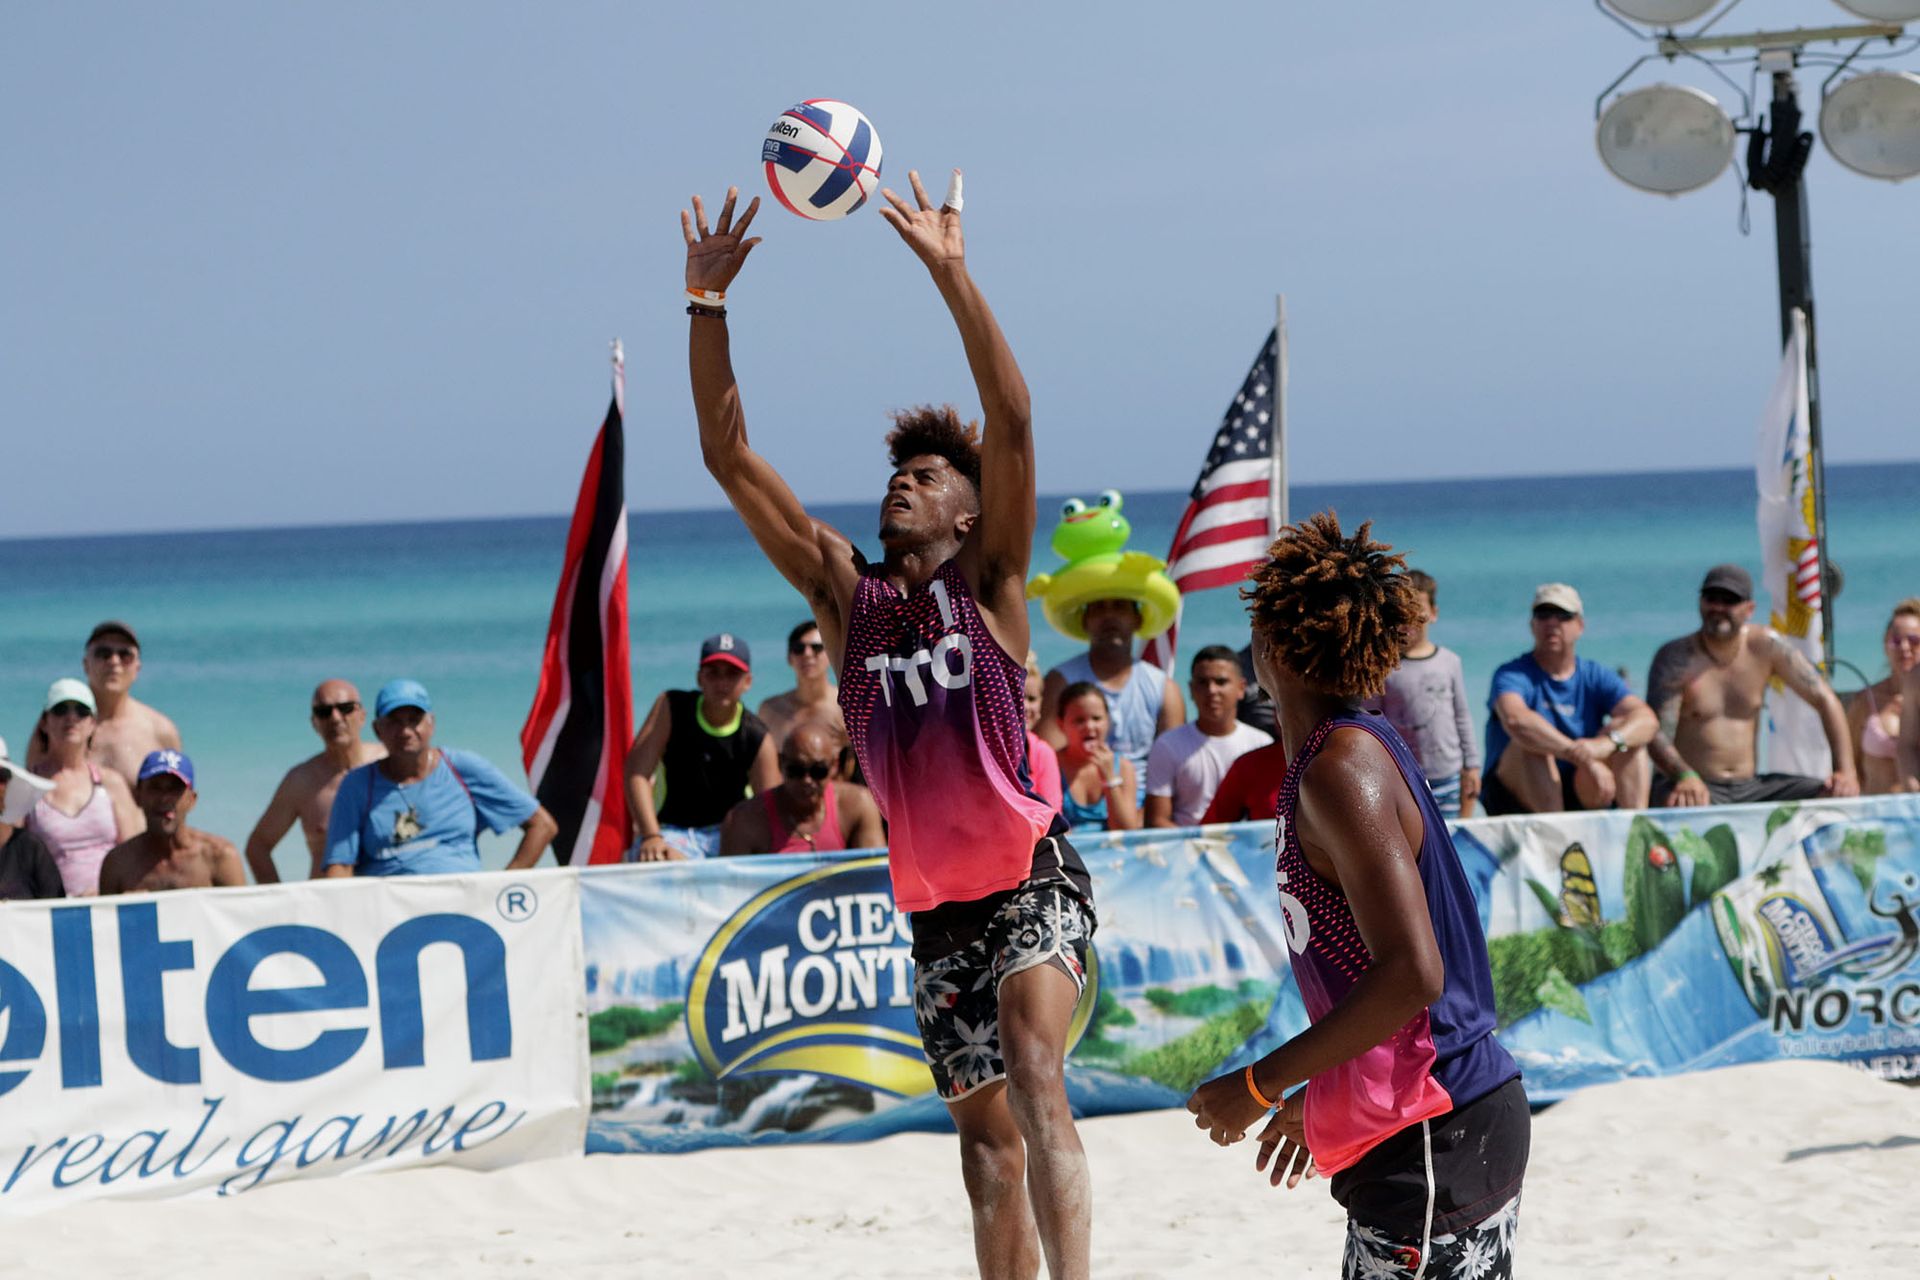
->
[11, 1060, 1919, 1278]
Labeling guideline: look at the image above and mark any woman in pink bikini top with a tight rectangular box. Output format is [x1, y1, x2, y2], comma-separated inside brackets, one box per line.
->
[24, 679, 139, 896]
[1850, 599, 1920, 794]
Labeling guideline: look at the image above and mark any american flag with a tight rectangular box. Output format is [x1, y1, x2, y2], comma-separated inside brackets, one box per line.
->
[1140, 330, 1282, 673]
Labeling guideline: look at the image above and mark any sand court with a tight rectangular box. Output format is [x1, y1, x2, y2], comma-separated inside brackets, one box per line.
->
[9, 1060, 1917, 1278]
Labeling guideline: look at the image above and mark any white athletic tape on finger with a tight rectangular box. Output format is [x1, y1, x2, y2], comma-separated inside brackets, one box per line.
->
[942, 170, 963, 212]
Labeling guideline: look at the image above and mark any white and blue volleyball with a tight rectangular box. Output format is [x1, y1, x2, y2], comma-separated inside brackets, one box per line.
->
[761, 99, 883, 221]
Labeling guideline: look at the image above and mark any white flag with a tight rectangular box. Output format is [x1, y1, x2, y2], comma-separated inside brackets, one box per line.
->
[1754, 308, 1830, 776]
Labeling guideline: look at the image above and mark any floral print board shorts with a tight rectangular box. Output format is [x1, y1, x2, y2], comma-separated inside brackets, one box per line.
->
[1343, 1194, 1520, 1280]
[910, 879, 1095, 1102]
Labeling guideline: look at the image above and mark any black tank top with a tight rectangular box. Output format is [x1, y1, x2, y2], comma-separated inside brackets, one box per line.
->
[658, 689, 769, 828]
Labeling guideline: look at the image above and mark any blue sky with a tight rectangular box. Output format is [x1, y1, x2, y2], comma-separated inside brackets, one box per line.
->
[3, 1, 1915, 538]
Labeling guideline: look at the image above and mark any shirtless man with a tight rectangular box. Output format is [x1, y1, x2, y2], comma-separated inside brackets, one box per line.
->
[243, 680, 387, 882]
[1647, 564, 1860, 806]
[32, 621, 183, 785]
[756, 620, 847, 748]
[683, 174, 1095, 1277]
[98, 750, 246, 894]
[718, 721, 884, 855]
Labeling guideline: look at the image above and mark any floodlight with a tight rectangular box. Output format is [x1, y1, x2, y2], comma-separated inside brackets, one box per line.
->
[1597, 84, 1737, 194]
[1601, 1, 1719, 24]
[1821, 70, 1920, 180]
[1830, 2, 1920, 22]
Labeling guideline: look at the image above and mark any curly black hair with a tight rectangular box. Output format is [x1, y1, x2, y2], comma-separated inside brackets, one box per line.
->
[886, 404, 982, 493]
[1242, 510, 1418, 699]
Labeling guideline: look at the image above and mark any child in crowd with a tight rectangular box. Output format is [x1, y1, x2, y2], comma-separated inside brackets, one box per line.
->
[1379, 570, 1481, 818]
[1054, 682, 1140, 834]
[1023, 651, 1064, 811]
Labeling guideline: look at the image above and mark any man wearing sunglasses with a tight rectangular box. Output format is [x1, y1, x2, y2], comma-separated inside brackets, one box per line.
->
[1481, 584, 1656, 816]
[28, 621, 182, 786]
[756, 620, 847, 750]
[1644, 564, 1859, 807]
[719, 720, 883, 855]
[243, 680, 387, 881]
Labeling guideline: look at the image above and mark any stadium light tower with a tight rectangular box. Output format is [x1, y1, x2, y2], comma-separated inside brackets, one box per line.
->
[1593, 1, 1920, 667]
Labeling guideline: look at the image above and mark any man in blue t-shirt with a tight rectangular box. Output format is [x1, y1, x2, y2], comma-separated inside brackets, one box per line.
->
[1481, 584, 1657, 816]
[323, 679, 557, 877]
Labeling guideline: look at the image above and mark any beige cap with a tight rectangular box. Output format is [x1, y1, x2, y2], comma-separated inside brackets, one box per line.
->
[1, 733, 56, 825]
[1532, 583, 1584, 616]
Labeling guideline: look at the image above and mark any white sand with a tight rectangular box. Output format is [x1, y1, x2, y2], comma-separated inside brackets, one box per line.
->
[10, 1060, 1919, 1278]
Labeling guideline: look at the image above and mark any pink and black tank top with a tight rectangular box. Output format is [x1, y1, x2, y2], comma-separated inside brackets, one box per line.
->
[839, 559, 1063, 912]
[1275, 710, 1518, 1175]
[26, 763, 117, 897]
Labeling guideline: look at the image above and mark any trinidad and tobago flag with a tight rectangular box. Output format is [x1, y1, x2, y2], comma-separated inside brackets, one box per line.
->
[520, 342, 633, 865]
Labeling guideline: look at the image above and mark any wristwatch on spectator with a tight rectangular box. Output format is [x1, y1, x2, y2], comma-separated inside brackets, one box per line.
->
[1609, 729, 1628, 754]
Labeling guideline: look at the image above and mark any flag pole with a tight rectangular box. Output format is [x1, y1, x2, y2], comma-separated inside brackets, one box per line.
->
[1272, 294, 1289, 534]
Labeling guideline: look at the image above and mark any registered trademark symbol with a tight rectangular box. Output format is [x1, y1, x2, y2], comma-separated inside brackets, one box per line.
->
[495, 884, 538, 922]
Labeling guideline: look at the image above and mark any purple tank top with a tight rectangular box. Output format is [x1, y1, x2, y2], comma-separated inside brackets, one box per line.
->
[1274, 710, 1517, 1174]
[27, 764, 118, 897]
[839, 560, 1055, 911]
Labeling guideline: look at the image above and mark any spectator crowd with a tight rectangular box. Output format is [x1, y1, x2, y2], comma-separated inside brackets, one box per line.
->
[4, 564, 1915, 903]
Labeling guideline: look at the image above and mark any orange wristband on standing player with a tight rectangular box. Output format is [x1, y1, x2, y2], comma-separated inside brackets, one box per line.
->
[1244, 1064, 1278, 1112]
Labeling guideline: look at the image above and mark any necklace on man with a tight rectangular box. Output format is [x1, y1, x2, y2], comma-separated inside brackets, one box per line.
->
[391, 750, 437, 842]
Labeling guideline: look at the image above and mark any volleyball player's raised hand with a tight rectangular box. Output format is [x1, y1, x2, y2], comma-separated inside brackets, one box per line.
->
[879, 169, 965, 271]
[682, 187, 763, 294]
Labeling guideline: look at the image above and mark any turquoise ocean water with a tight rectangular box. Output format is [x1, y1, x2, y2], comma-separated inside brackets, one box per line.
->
[2, 462, 1913, 881]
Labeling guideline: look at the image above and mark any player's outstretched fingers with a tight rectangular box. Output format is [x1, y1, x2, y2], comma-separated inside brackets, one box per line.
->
[680, 208, 697, 247]
[942, 168, 963, 213]
[692, 193, 711, 238]
[878, 186, 917, 220]
[907, 169, 932, 211]
[715, 186, 739, 235]
[732, 195, 761, 238]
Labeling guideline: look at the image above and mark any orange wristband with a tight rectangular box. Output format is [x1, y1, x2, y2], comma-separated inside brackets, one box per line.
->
[1244, 1064, 1278, 1112]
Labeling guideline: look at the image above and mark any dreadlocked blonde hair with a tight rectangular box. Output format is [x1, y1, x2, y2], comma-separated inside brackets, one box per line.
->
[1241, 511, 1418, 699]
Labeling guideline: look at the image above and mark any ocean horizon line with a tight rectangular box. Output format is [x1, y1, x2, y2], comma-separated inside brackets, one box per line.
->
[7, 456, 1916, 549]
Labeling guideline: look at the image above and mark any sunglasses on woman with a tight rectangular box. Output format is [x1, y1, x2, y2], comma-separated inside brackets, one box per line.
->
[49, 701, 94, 719]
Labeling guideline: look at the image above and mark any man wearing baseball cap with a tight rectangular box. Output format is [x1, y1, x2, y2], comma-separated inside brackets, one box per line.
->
[1482, 583, 1657, 815]
[324, 679, 557, 877]
[98, 750, 247, 894]
[624, 633, 780, 860]
[1, 734, 65, 900]
[43, 621, 184, 787]
[1644, 564, 1859, 807]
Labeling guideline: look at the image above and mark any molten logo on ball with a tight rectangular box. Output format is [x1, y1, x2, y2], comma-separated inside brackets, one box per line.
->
[761, 99, 884, 221]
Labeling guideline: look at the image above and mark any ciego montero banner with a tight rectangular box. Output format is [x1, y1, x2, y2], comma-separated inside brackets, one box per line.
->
[0, 870, 587, 1214]
[582, 795, 1920, 1153]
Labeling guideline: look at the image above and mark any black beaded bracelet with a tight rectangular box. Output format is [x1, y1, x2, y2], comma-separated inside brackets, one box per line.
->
[686, 304, 728, 319]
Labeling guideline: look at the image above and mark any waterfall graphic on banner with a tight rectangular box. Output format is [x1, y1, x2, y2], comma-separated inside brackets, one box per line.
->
[1755, 308, 1829, 777]
[683, 856, 1100, 1099]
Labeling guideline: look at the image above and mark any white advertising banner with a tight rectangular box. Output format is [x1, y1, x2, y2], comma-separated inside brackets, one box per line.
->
[0, 870, 587, 1215]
